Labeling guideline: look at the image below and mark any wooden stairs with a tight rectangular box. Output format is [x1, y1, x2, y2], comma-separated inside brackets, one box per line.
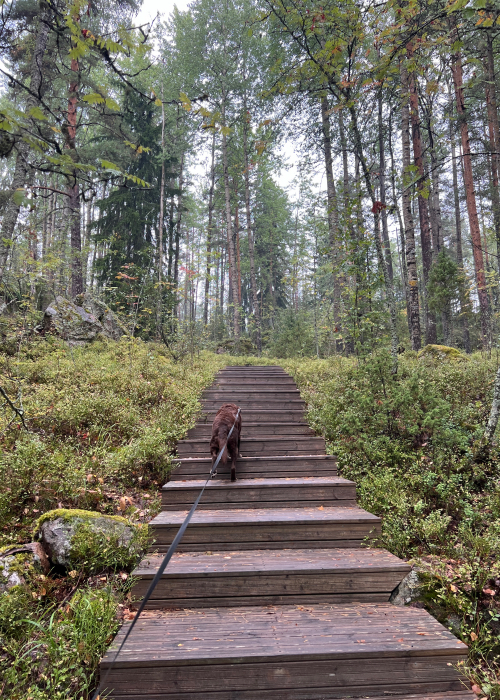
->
[101, 366, 474, 700]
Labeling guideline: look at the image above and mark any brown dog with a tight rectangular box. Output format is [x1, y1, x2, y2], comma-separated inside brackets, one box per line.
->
[210, 403, 242, 481]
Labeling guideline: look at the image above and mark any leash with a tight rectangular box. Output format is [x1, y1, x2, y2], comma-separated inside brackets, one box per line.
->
[93, 407, 241, 700]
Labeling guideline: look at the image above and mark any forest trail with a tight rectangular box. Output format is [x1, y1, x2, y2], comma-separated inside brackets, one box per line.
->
[100, 366, 474, 699]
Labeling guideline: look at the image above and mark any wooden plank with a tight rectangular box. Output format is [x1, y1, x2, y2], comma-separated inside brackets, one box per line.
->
[135, 547, 409, 576]
[101, 603, 468, 667]
[161, 477, 355, 509]
[149, 507, 381, 551]
[177, 438, 326, 453]
[197, 410, 307, 423]
[187, 423, 316, 438]
[131, 548, 410, 607]
[102, 688, 474, 700]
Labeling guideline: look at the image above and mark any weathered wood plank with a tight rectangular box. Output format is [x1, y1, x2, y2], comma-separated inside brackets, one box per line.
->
[161, 477, 355, 509]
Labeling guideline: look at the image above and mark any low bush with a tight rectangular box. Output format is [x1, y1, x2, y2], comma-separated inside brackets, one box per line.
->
[283, 350, 500, 697]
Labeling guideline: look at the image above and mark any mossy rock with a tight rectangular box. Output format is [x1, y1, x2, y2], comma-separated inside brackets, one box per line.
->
[417, 344, 467, 363]
[34, 508, 148, 573]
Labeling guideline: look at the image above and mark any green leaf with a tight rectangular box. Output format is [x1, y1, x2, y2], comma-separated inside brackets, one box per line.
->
[82, 93, 105, 105]
[105, 97, 120, 111]
[12, 188, 28, 206]
[28, 106, 48, 121]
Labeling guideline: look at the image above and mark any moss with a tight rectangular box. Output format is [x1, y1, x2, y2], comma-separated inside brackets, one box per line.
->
[417, 344, 467, 362]
[33, 508, 129, 538]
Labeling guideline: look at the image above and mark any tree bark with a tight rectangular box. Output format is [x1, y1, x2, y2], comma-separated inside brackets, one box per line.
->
[321, 96, 342, 339]
[221, 100, 240, 340]
[203, 132, 216, 325]
[348, 101, 399, 372]
[406, 43, 436, 344]
[484, 31, 500, 275]
[66, 55, 83, 299]
[0, 0, 51, 286]
[243, 101, 261, 353]
[378, 87, 394, 281]
[451, 38, 490, 348]
[157, 97, 166, 333]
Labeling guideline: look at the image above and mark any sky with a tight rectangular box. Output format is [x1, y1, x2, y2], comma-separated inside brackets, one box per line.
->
[136, 0, 192, 25]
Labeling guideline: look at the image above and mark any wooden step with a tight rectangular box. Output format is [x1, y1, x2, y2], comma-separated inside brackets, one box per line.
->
[213, 378, 297, 385]
[202, 392, 301, 402]
[169, 455, 338, 480]
[162, 477, 355, 510]
[201, 400, 305, 410]
[187, 423, 316, 438]
[149, 506, 380, 552]
[132, 548, 410, 608]
[203, 388, 300, 395]
[177, 437, 326, 457]
[100, 603, 469, 699]
[197, 409, 307, 423]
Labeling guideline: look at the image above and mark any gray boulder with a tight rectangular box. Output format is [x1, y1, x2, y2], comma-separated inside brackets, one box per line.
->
[34, 509, 147, 571]
[390, 568, 423, 606]
[43, 294, 127, 346]
[0, 543, 50, 593]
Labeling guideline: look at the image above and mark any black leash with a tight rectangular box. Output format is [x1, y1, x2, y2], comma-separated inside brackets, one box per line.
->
[93, 407, 241, 700]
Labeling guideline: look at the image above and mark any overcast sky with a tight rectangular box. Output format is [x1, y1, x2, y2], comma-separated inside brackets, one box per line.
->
[136, 0, 191, 25]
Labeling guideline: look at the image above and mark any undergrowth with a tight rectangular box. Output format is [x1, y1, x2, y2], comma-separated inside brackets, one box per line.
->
[3, 339, 500, 697]
[283, 350, 500, 698]
[0, 337, 234, 699]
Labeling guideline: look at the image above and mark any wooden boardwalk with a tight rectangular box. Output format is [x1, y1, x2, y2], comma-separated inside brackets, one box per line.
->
[101, 366, 474, 699]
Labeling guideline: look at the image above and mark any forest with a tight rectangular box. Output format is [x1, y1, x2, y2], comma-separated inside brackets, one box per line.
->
[2, 0, 500, 699]
[2, 0, 500, 358]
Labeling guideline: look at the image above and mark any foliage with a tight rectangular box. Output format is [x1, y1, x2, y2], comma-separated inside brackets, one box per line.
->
[283, 351, 500, 696]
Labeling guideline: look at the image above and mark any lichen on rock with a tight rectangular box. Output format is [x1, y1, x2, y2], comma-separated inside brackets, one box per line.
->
[390, 568, 423, 606]
[34, 508, 148, 573]
[43, 293, 127, 346]
[417, 344, 467, 363]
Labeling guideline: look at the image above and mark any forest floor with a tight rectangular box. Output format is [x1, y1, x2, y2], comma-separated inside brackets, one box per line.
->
[0, 338, 499, 698]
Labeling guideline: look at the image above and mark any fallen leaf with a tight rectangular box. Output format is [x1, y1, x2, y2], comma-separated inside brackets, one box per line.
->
[450, 584, 458, 592]
[120, 572, 128, 580]
[68, 570, 78, 579]
[470, 632, 478, 641]
[483, 588, 495, 596]
[471, 684, 482, 694]
[397, 638, 404, 642]
[318, 506, 324, 510]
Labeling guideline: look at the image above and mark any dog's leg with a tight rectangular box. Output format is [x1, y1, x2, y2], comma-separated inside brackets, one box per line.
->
[230, 450, 236, 482]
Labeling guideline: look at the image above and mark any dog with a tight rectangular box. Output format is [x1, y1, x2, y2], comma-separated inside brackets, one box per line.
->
[210, 403, 242, 482]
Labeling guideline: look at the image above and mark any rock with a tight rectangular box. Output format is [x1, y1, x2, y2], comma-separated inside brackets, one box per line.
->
[43, 294, 127, 346]
[446, 613, 462, 635]
[34, 509, 148, 572]
[0, 543, 50, 593]
[74, 293, 128, 341]
[390, 568, 423, 606]
[417, 344, 467, 363]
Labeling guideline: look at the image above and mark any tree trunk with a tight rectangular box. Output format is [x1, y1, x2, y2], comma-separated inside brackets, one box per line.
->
[221, 100, 240, 340]
[0, 1, 51, 286]
[243, 97, 261, 353]
[348, 101, 399, 372]
[390, 95, 415, 345]
[321, 96, 342, 338]
[157, 98, 166, 333]
[203, 132, 216, 325]
[484, 31, 500, 275]
[66, 56, 83, 298]
[378, 88, 394, 281]
[406, 43, 436, 344]
[451, 38, 490, 348]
